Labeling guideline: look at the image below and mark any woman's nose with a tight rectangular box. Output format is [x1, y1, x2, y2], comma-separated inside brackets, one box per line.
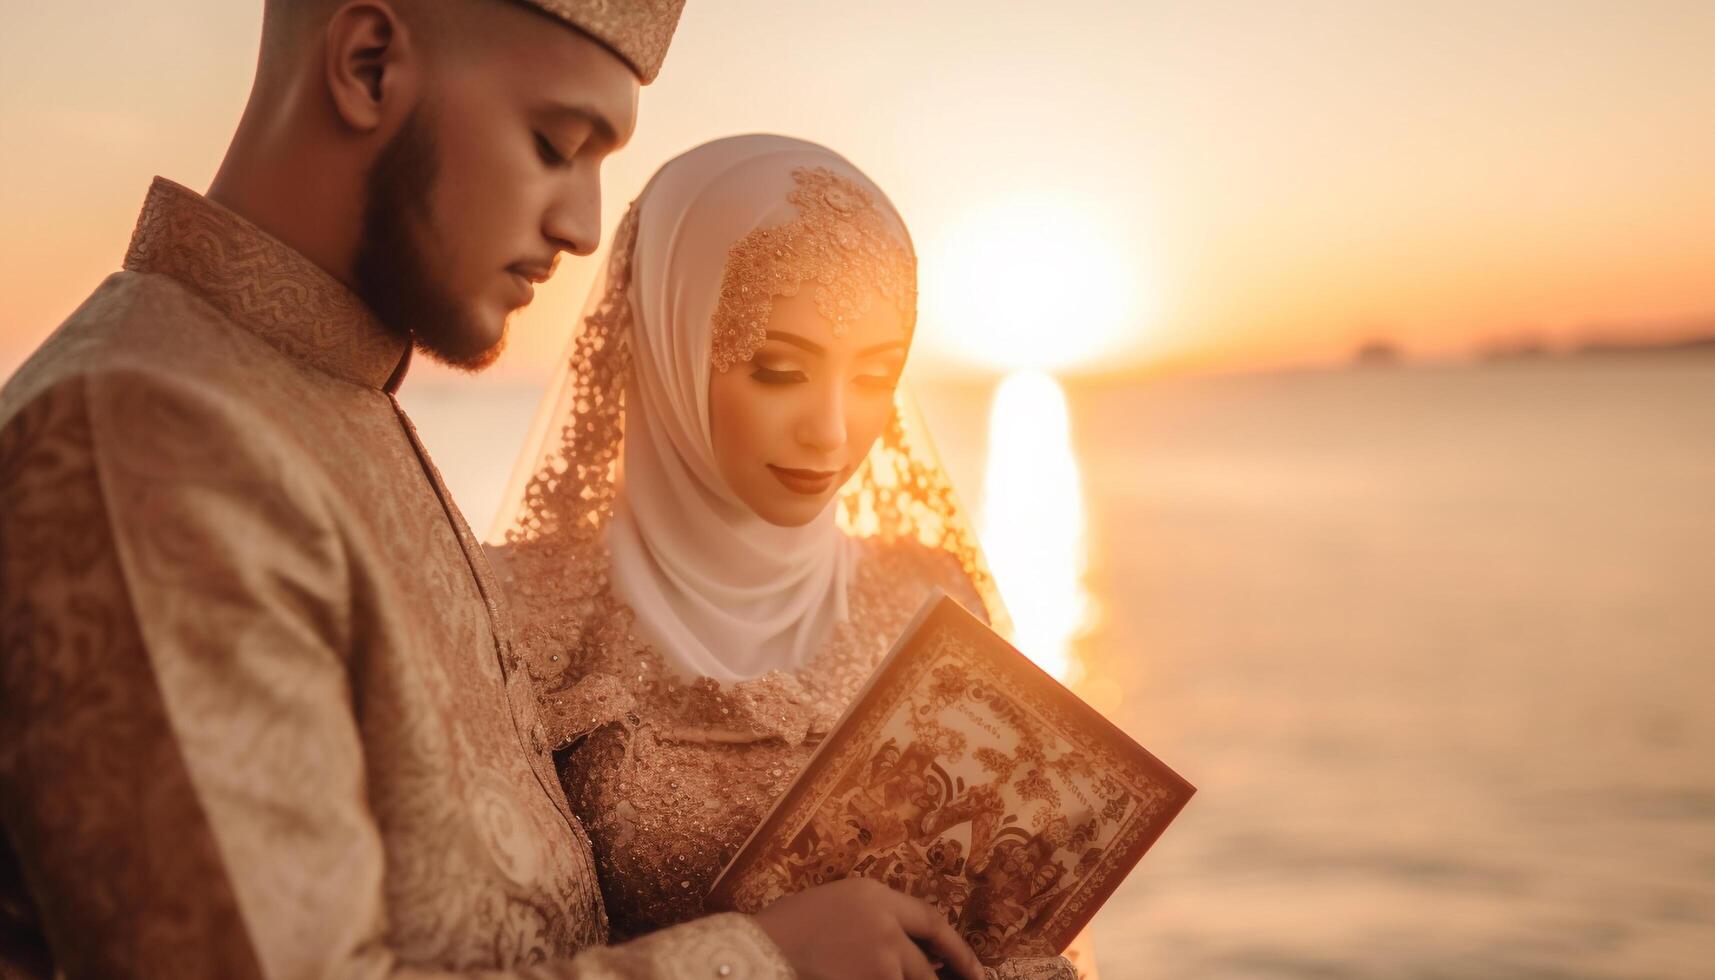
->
[796, 383, 847, 455]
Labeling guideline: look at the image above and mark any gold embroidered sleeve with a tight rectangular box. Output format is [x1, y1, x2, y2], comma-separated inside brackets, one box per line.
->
[0, 376, 272, 978]
[554, 912, 792, 980]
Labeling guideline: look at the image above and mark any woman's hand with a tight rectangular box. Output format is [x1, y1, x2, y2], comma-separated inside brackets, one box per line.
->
[751, 877, 982, 980]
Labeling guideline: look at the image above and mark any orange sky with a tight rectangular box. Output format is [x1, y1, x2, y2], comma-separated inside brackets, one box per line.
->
[2, 0, 1711, 384]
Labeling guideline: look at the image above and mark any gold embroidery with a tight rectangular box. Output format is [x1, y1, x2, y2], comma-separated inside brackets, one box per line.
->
[490, 168, 1011, 942]
[838, 396, 1012, 640]
[500, 534, 986, 939]
[517, 0, 687, 83]
[499, 196, 1005, 647]
[709, 167, 917, 373]
[123, 178, 408, 391]
[577, 912, 792, 979]
[0, 380, 267, 978]
[4, 179, 801, 977]
[505, 204, 637, 556]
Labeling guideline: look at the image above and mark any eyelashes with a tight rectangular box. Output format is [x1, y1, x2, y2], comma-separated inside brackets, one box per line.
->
[748, 366, 900, 391]
[534, 132, 572, 169]
[749, 367, 808, 385]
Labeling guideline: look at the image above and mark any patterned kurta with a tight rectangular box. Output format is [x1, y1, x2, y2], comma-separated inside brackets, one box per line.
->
[0, 178, 788, 980]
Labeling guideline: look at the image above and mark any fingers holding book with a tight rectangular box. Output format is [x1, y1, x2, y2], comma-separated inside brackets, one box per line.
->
[751, 877, 983, 980]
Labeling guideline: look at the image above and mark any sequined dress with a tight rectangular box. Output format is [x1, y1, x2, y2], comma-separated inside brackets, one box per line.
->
[485, 146, 1078, 976]
[503, 534, 985, 939]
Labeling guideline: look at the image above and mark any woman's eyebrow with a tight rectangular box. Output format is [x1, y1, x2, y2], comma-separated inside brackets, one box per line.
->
[856, 340, 907, 358]
[765, 330, 824, 355]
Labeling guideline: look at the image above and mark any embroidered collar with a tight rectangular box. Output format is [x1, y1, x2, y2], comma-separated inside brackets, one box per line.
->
[123, 177, 412, 392]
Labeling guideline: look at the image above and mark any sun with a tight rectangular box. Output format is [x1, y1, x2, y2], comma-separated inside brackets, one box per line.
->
[919, 194, 1145, 374]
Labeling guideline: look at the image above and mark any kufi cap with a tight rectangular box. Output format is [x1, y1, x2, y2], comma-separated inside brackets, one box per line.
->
[515, 0, 686, 83]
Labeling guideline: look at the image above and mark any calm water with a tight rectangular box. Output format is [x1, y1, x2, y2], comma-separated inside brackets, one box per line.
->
[402, 354, 1715, 979]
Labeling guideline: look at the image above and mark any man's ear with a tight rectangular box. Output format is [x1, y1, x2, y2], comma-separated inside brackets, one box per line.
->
[324, 1, 420, 133]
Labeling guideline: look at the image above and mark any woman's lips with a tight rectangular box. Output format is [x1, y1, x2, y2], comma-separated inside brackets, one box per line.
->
[768, 464, 839, 496]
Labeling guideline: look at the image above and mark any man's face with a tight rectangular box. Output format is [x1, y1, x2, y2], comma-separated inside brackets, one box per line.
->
[354, 8, 639, 371]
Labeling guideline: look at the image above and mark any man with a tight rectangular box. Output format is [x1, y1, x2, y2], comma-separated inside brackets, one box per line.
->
[0, 2, 983, 977]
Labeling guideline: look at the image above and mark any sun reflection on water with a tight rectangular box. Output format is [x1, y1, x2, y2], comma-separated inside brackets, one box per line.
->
[978, 370, 1092, 686]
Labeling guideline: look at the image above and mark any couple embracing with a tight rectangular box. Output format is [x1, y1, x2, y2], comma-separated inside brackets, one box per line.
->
[0, 3, 1077, 979]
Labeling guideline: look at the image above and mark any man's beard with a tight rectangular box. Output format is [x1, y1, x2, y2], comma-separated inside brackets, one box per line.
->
[353, 107, 506, 373]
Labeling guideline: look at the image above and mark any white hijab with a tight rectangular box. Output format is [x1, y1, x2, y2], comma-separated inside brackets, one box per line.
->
[605, 135, 912, 684]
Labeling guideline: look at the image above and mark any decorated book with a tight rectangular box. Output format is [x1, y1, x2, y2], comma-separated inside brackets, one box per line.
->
[707, 592, 1195, 962]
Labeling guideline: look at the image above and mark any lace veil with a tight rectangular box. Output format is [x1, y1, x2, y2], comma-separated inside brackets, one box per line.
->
[489, 136, 1011, 673]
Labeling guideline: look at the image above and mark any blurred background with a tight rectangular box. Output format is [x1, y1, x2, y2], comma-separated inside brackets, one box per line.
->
[4, 1, 1712, 976]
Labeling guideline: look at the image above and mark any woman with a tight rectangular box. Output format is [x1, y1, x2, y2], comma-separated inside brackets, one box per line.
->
[491, 135, 1084, 974]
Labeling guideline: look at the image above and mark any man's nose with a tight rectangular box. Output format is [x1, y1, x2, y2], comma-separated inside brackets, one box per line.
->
[543, 176, 601, 257]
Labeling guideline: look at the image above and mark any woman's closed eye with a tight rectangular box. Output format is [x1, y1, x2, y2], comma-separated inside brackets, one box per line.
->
[853, 369, 901, 391]
[749, 358, 808, 384]
[854, 355, 905, 391]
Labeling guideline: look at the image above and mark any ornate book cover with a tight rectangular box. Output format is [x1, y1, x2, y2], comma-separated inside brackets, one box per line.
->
[707, 592, 1195, 962]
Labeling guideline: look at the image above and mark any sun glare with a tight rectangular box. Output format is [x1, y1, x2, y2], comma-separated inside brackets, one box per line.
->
[921, 196, 1144, 374]
[979, 370, 1092, 684]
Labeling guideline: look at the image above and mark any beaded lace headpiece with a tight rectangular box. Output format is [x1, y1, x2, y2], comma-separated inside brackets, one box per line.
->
[494, 141, 1009, 647]
[709, 167, 918, 372]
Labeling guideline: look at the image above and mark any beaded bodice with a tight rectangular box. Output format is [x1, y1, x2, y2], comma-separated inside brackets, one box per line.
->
[502, 534, 984, 939]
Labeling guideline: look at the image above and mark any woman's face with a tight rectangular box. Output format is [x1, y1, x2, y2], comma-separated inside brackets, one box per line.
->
[709, 288, 909, 527]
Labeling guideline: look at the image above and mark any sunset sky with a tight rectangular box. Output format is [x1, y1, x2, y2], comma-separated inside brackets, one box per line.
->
[2, 0, 1710, 384]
